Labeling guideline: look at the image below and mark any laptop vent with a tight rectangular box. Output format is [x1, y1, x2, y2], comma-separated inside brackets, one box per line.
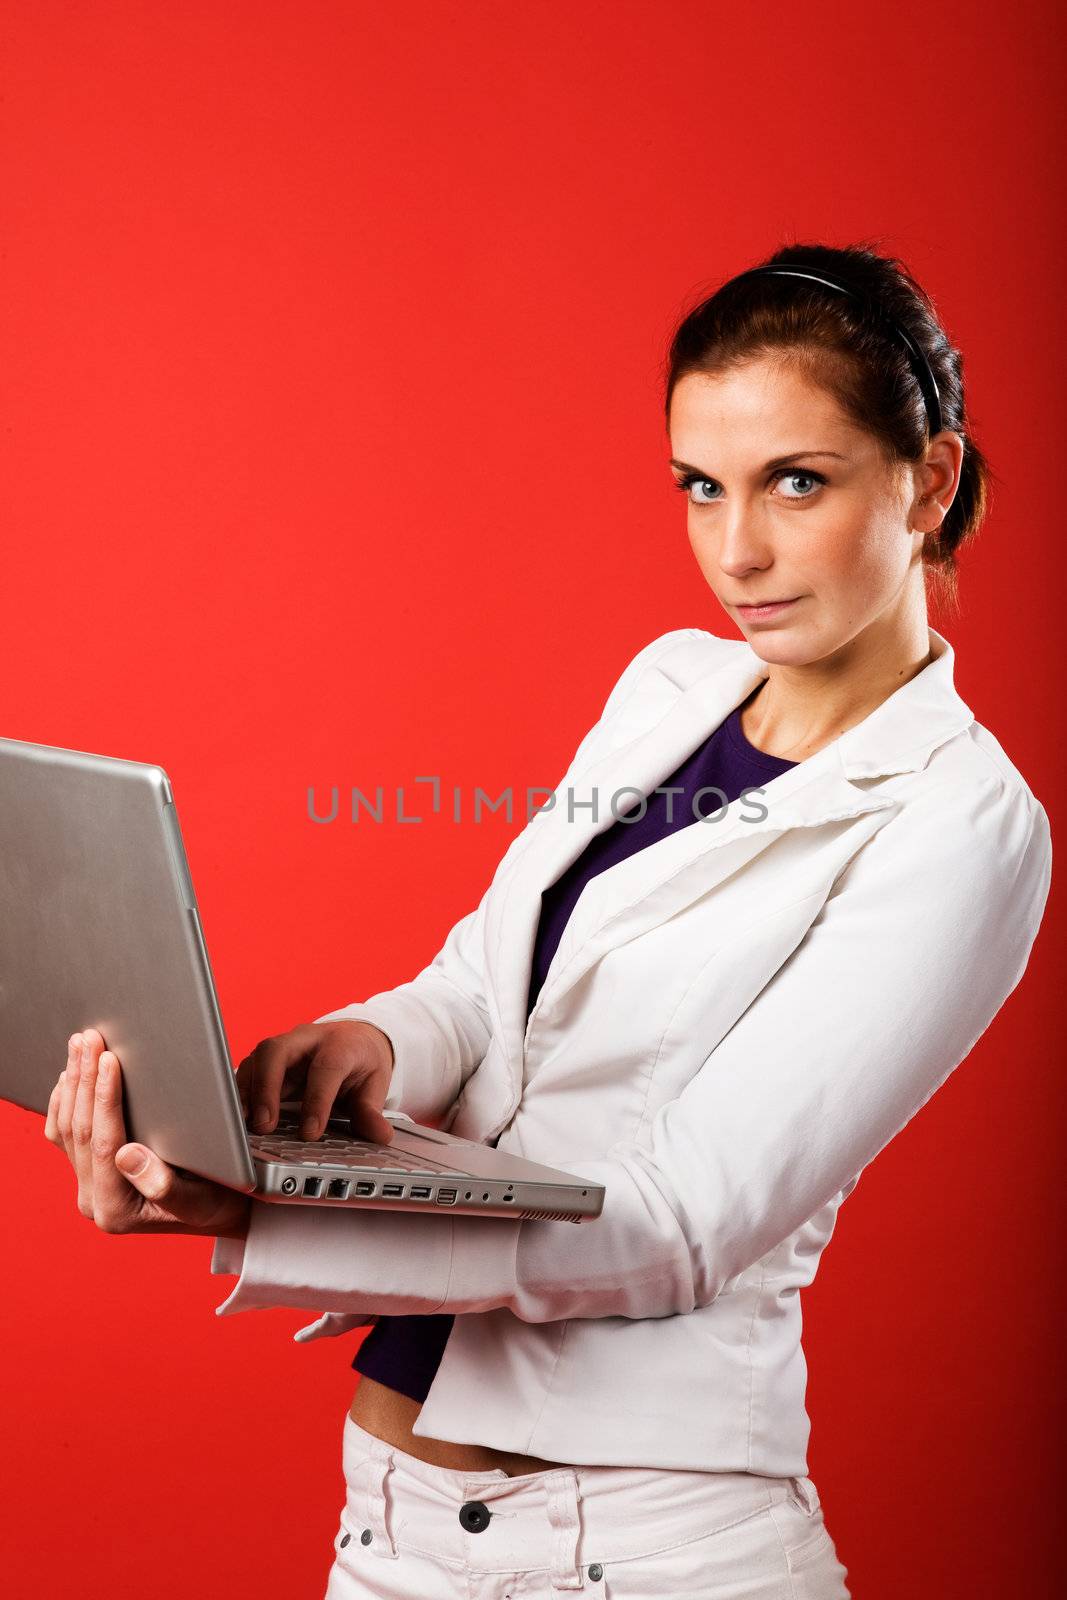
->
[516, 1207, 582, 1223]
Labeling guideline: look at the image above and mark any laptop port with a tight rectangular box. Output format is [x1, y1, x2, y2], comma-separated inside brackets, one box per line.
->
[410, 1186, 432, 1199]
[327, 1179, 350, 1200]
[302, 1176, 323, 1197]
[280, 1176, 298, 1195]
[354, 1181, 375, 1196]
[503, 1192, 515, 1201]
[382, 1183, 404, 1197]
[436, 1188, 457, 1206]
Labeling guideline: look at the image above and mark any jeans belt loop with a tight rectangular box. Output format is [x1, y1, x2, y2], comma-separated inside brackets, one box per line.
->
[362, 1437, 399, 1559]
[789, 1475, 820, 1516]
[544, 1468, 584, 1591]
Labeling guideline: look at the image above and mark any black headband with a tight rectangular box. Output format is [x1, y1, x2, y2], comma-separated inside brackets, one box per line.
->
[721, 264, 944, 438]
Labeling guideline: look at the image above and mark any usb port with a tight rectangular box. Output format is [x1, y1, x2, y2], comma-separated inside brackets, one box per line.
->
[436, 1188, 457, 1206]
[382, 1183, 404, 1198]
[410, 1186, 432, 1199]
[302, 1176, 323, 1197]
[354, 1180, 375, 1196]
[327, 1179, 350, 1199]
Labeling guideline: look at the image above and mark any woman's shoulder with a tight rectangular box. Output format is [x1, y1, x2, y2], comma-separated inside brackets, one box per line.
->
[887, 718, 1052, 924]
[603, 626, 740, 706]
[927, 709, 1049, 826]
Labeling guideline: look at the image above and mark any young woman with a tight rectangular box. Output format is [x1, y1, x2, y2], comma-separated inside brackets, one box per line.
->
[48, 243, 1052, 1598]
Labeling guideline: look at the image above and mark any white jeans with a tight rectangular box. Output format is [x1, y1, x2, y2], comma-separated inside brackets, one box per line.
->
[323, 1415, 851, 1598]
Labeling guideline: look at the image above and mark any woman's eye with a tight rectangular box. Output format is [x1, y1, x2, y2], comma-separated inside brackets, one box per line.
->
[774, 470, 824, 499]
[674, 469, 826, 504]
[675, 477, 721, 504]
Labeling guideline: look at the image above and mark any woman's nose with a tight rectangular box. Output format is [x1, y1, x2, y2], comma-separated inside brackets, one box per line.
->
[716, 508, 774, 577]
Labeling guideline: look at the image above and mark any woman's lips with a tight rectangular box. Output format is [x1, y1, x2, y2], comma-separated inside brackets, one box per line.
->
[735, 597, 802, 620]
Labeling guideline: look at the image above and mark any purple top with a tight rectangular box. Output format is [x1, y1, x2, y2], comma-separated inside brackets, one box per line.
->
[352, 689, 797, 1402]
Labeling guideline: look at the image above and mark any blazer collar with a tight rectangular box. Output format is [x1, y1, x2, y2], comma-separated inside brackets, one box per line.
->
[835, 625, 974, 778]
[481, 625, 975, 1114]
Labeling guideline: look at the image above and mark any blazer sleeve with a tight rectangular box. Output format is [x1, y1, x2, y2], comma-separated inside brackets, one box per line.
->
[213, 765, 1053, 1324]
[306, 628, 704, 1124]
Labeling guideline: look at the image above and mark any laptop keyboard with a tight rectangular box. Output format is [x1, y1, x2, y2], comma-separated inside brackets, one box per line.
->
[248, 1130, 466, 1175]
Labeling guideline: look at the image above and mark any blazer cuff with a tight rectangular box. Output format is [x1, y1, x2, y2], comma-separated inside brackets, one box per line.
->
[213, 1201, 454, 1318]
[211, 1200, 523, 1322]
[210, 1234, 247, 1277]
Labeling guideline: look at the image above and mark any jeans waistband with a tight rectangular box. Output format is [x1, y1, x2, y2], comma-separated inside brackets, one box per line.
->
[341, 1414, 821, 1580]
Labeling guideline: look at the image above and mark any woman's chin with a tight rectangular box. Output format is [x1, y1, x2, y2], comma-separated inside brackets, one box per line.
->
[738, 625, 820, 667]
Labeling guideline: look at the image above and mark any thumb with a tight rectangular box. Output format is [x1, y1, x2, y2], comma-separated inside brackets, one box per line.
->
[115, 1143, 214, 1225]
[116, 1142, 166, 1185]
[363, 1106, 396, 1145]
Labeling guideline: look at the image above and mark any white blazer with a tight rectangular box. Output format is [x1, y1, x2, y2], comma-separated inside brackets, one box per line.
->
[212, 626, 1052, 1475]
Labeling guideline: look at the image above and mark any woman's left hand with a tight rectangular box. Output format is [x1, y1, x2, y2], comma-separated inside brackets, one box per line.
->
[45, 1028, 251, 1240]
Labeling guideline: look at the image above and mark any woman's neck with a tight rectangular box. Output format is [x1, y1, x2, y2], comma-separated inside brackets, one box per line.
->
[739, 608, 934, 764]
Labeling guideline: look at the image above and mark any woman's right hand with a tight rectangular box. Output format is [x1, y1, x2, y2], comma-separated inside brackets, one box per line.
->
[234, 1020, 396, 1144]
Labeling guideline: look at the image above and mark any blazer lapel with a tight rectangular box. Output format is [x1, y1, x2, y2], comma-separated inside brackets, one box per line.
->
[482, 626, 974, 1117]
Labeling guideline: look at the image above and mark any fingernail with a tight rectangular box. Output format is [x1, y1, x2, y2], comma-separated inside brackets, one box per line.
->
[252, 1107, 270, 1133]
[97, 1055, 110, 1083]
[301, 1119, 319, 1141]
[116, 1145, 149, 1177]
[81, 1040, 91, 1067]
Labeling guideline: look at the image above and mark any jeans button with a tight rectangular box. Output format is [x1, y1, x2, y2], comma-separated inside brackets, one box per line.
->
[459, 1500, 492, 1533]
[339, 1534, 351, 1549]
[360, 1529, 373, 1546]
[589, 1563, 604, 1581]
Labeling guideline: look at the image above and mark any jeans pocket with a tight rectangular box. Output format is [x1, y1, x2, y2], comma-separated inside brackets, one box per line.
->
[769, 1499, 852, 1597]
[595, 1503, 800, 1598]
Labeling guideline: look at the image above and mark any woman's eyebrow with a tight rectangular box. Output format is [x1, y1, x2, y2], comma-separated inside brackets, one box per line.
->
[669, 451, 849, 475]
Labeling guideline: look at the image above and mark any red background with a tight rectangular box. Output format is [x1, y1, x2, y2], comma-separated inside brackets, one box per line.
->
[2, 3, 1063, 1595]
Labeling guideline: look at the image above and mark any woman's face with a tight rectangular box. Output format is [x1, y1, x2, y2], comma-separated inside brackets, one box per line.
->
[667, 355, 928, 666]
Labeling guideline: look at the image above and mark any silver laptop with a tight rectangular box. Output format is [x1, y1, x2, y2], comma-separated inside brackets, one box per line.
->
[0, 735, 604, 1225]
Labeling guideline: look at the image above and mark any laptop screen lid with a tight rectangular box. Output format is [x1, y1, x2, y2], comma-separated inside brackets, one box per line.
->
[0, 734, 256, 1190]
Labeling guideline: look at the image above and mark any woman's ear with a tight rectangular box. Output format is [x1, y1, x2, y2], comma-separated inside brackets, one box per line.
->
[910, 430, 965, 533]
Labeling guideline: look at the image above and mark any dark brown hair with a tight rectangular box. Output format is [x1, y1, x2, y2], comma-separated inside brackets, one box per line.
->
[664, 242, 991, 615]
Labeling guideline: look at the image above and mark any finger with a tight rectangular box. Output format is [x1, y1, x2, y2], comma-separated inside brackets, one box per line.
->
[246, 1029, 317, 1133]
[56, 1036, 79, 1148]
[298, 1048, 357, 1140]
[57, 1034, 82, 1165]
[233, 1056, 251, 1116]
[300, 1047, 395, 1144]
[90, 1053, 138, 1232]
[233, 1050, 261, 1116]
[71, 1034, 102, 1216]
[233, 1033, 304, 1117]
[340, 1077, 395, 1146]
[245, 1038, 284, 1131]
[44, 1071, 65, 1145]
